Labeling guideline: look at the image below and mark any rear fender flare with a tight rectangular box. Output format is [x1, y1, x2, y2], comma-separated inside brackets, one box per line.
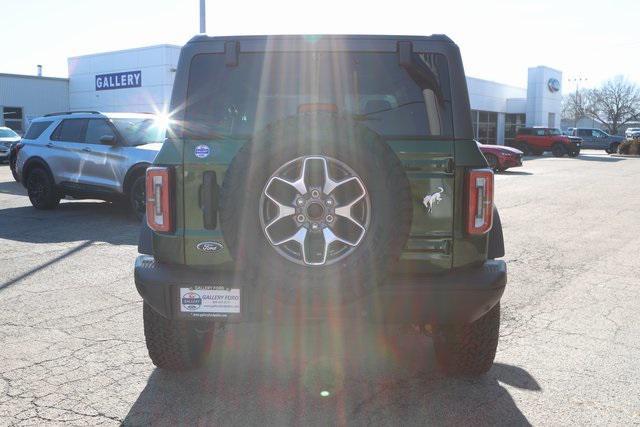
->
[21, 157, 55, 188]
[488, 207, 505, 259]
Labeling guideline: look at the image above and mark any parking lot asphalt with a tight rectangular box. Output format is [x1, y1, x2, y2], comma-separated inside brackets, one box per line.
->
[1, 150, 639, 426]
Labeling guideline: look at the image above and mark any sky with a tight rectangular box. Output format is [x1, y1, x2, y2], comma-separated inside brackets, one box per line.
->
[2, 0, 639, 91]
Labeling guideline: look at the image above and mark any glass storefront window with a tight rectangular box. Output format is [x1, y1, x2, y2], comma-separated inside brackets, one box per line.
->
[505, 113, 526, 144]
[471, 109, 499, 144]
[2, 107, 23, 133]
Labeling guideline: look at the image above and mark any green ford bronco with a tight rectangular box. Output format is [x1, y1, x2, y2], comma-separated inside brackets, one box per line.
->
[135, 34, 507, 377]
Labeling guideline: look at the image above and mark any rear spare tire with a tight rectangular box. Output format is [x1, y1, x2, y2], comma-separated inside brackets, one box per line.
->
[219, 113, 412, 303]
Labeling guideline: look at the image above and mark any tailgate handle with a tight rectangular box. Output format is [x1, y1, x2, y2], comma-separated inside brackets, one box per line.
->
[200, 171, 219, 229]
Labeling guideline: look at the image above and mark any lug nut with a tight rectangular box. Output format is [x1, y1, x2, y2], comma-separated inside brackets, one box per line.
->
[326, 215, 334, 223]
[311, 189, 320, 198]
[296, 214, 305, 222]
[326, 199, 334, 207]
[311, 223, 320, 231]
[296, 198, 305, 206]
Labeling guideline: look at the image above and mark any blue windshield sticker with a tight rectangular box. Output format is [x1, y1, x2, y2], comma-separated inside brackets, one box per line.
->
[195, 145, 211, 158]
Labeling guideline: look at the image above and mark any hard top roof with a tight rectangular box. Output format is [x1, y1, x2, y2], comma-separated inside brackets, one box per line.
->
[32, 111, 157, 121]
[187, 34, 454, 44]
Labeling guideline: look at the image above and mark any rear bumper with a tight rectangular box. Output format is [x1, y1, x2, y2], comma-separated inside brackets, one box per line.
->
[134, 256, 507, 325]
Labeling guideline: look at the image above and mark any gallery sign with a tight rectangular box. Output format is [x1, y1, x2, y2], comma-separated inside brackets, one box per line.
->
[95, 70, 142, 91]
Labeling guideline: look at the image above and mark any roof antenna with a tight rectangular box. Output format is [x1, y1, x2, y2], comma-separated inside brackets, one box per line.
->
[199, 0, 206, 33]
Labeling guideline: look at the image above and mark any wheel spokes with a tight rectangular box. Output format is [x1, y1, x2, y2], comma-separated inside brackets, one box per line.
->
[334, 192, 366, 230]
[260, 155, 370, 266]
[263, 187, 296, 243]
[270, 226, 307, 246]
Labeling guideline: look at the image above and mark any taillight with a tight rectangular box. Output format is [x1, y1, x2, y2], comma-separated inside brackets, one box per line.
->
[466, 168, 494, 235]
[146, 167, 173, 232]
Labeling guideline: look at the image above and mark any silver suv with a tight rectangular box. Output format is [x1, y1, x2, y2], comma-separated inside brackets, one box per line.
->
[15, 111, 165, 220]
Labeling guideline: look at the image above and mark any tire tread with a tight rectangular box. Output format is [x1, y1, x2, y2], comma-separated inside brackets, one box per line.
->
[433, 303, 500, 377]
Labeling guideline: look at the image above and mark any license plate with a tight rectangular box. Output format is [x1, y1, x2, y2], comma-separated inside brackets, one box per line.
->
[179, 286, 240, 315]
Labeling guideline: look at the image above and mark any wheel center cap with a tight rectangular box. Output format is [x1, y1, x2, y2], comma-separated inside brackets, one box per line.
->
[306, 202, 325, 220]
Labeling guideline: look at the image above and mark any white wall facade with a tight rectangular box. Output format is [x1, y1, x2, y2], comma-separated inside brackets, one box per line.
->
[467, 65, 562, 144]
[0, 74, 69, 132]
[68, 45, 180, 113]
[526, 66, 563, 128]
[467, 77, 527, 113]
[467, 77, 527, 145]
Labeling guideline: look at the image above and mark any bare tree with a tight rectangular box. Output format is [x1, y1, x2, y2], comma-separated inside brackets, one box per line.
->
[562, 91, 586, 126]
[583, 76, 640, 135]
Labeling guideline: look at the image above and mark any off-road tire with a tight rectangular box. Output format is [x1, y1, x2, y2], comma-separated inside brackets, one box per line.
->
[433, 303, 500, 377]
[26, 167, 60, 210]
[143, 303, 214, 371]
[551, 143, 566, 157]
[220, 113, 412, 303]
[518, 142, 533, 156]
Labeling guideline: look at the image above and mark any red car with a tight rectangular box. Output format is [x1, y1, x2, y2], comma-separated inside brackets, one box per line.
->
[476, 141, 524, 172]
[509, 127, 581, 157]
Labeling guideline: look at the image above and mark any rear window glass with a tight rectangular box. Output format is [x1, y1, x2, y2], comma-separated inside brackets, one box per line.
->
[111, 118, 166, 146]
[0, 128, 19, 138]
[184, 51, 452, 139]
[23, 121, 53, 140]
[51, 119, 87, 143]
[85, 119, 116, 145]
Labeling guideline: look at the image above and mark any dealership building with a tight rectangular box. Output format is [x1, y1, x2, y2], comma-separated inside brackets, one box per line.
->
[1, 44, 562, 145]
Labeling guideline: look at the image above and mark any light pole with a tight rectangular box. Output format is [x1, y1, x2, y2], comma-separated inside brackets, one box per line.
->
[199, 0, 206, 34]
[568, 77, 588, 127]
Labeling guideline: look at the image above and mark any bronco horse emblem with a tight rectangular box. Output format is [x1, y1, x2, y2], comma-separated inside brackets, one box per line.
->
[423, 187, 445, 213]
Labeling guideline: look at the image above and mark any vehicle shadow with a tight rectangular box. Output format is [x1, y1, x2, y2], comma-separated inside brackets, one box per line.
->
[522, 153, 625, 163]
[0, 202, 140, 246]
[573, 154, 626, 163]
[498, 170, 533, 176]
[123, 324, 538, 426]
[0, 179, 26, 196]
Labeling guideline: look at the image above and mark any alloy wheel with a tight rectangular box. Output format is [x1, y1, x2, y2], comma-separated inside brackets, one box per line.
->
[27, 173, 47, 205]
[131, 178, 146, 219]
[259, 155, 371, 266]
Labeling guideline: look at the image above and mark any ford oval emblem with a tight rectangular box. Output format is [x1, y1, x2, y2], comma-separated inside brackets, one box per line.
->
[196, 241, 224, 253]
[548, 78, 560, 93]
